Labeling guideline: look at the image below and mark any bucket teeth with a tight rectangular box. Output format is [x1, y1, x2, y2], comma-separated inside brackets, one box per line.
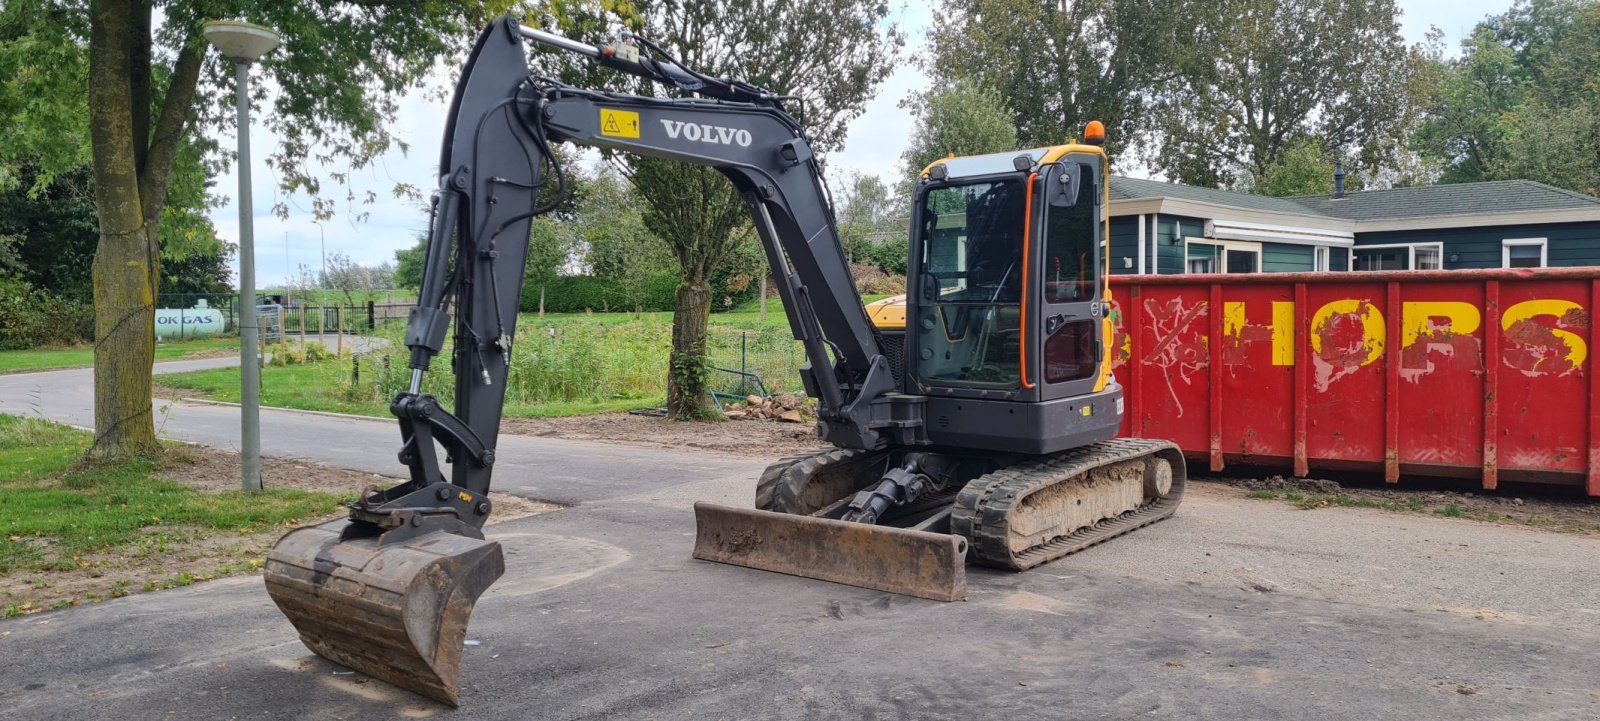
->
[692, 502, 968, 601]
[263, 520, 505, 706]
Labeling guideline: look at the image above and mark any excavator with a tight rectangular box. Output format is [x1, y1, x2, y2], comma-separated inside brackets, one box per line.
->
[262, 17, 1185, 706]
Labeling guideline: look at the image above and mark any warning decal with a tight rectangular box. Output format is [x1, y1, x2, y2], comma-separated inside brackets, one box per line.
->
[599, 108, 641, 139]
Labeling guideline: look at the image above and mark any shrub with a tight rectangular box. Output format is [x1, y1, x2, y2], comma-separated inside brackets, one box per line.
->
[0, 276, 95, 350]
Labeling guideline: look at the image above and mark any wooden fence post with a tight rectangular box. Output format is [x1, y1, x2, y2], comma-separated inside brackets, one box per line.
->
[336, 306, 345, 356]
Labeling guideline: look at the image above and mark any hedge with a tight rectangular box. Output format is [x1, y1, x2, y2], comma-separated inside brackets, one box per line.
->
[0, 276, 95, 350]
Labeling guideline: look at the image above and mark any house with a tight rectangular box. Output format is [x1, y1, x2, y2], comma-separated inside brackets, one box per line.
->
[1107, 175, 1600, 274]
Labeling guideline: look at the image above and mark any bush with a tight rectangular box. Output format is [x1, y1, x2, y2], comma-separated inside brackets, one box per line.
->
[0, 276, 95, 350]
[850, 263, 906, 296]
[520, 273, 680, 314]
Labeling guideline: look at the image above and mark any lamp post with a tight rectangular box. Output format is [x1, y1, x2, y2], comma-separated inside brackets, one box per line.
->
[205, 19, 281, 493]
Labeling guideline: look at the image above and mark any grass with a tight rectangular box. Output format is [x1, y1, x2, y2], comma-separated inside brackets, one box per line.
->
[0, 414, 345, 606]
[0, 337, 239, 374]
[165, 307, 824, 419]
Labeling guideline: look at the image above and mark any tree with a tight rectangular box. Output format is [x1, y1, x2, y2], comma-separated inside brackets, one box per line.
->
[393, 235, 426, 290]
[1241, 140, 1356, 197]
[1149, 0, 1425, 188]
[1413, 29, 1524, 185]
[924, 0, 1196, 152]
[0, 0, 525, 460]
[1416, 1, 1600, 196]
[899, 82, 1019, 192]
[834, 172, 898, 264]
[547, 0, 902, 419]
[578, 169, 672, 316]
[321, 252, 394, 305]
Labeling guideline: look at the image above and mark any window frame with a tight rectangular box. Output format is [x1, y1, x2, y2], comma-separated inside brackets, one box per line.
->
[1185, 238, 1261, 274]
[1502, 237, 1548, 268]
[1314, 246, 1330, 272]
[1348, 242, 1444, 271]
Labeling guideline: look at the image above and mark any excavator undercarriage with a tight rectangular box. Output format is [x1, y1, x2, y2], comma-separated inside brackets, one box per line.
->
[694, 438, 1185, 601]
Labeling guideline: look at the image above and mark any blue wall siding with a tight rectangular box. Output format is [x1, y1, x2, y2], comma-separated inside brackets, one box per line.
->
[1109, 217, 1139, 275]
[1156, 214, 1203, 274]
[1356, 221, 1600, 269]
[1261, 242, 1315, 272]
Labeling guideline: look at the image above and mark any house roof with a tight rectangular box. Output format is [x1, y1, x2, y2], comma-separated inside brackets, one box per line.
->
[1284, 180, 1600, 221]
[1107, 176, 1600, 233]
[1110, 176, 1324, 216]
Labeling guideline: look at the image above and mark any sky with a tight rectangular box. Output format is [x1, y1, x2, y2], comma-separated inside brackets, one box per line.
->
[208, 0, 1513, 289]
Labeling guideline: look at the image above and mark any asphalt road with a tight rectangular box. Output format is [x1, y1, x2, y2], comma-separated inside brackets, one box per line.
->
[1, 363, 1597, 720]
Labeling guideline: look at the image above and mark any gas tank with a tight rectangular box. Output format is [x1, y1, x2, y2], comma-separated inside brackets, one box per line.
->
[155, 299, 226, 339]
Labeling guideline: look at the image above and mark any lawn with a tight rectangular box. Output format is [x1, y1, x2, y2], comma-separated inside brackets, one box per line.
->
[0, 414, 345, 615]
[161, 302, 846, 419]
[0, 337, 238, 374]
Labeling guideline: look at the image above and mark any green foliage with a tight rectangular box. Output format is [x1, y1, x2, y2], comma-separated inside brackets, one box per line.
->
[898, 82, 1018, 191]
[1150, 0, 1424, 187]
[835, 172, 903, 265]
[1243, 140, 1363, 197]
[865, 236, 909, 277]
[925, 0, 1193, 152]
[393, 236, 426, 291]
[520, 273, 678, 314]
[1417, 1, 1600, 196]
[0, 275, 93, 350]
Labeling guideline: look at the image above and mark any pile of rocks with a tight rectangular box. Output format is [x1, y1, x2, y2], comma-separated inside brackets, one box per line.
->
[723, 393, 808, 423]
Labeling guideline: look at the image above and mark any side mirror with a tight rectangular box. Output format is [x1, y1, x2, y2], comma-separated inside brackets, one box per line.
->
[1048, 163, 1081, 208]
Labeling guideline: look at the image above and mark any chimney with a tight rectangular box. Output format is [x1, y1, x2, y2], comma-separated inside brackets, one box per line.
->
[1333, 160, 1346, 199]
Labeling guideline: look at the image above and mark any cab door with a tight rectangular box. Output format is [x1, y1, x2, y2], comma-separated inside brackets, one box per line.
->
[1035, 157, 1105, 402]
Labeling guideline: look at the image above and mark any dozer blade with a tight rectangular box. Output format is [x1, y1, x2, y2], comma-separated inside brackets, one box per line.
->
[692, 502, 967, 602]
[263, 520, 505, 706]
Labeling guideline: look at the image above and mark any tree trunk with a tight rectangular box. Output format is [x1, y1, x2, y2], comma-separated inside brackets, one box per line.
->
[666, 282, 713, 419]
[86, 0, 159, 461]
[759, 273, 768, 321]
[538, 284, 546, 319]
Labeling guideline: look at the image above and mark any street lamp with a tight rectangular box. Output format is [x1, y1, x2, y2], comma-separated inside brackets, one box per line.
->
[205, 19, 281, 493]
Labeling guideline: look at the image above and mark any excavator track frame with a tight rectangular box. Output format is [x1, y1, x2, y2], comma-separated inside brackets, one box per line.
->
[952, 438, 1186, 570]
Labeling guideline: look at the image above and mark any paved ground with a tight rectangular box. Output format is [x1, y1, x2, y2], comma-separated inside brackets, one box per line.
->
[2, 363, 1598, 720]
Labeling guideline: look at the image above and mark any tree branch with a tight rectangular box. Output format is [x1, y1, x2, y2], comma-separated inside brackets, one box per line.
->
[138, 23, 204, 228]
[129, 0, 151, 172]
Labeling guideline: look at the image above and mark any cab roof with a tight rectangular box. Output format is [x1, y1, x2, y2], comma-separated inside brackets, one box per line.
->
[921, 143, 1105, 180]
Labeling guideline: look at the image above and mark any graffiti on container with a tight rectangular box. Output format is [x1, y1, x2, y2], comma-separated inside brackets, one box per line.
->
[1122, 298, 1590, 383]
[1140, 297, 1209, 416]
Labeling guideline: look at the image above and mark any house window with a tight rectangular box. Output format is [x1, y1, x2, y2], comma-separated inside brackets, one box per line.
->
[1350, 242, 1444, 271]
[1314, 246, 1330, 272]
[1187, 239, 1259, 274]
[1503, 238, 1547, 268]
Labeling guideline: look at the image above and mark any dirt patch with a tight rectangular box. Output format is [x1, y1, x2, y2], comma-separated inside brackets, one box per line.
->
[1206, 474, 1600, 537]
[178, 348, 237, 360]
[2, 447, 556, 616]
[502, 412, 827, 458]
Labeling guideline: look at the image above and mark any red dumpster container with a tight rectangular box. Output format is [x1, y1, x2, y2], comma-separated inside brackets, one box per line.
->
[1110, 268, 1600, 497]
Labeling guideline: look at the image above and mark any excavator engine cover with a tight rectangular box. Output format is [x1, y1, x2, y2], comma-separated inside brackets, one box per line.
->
[692, 503, 968, 601]
[264, 520, 505, 706]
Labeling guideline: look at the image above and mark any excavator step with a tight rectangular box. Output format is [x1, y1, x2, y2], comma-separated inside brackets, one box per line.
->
[263, 520, 505, 706]
[692, 503, 968, 602]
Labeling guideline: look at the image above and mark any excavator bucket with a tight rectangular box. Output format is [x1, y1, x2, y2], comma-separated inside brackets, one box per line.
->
[263, 520, 505, 706]
[691, 503, 967, 602]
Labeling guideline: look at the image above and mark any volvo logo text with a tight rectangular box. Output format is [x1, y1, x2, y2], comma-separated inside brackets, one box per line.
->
[660, 119, 753, 147]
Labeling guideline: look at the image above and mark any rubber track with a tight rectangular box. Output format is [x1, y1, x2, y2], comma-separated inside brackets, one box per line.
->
[754, 447, 887, 515]
[950, 438, 1186, 571]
